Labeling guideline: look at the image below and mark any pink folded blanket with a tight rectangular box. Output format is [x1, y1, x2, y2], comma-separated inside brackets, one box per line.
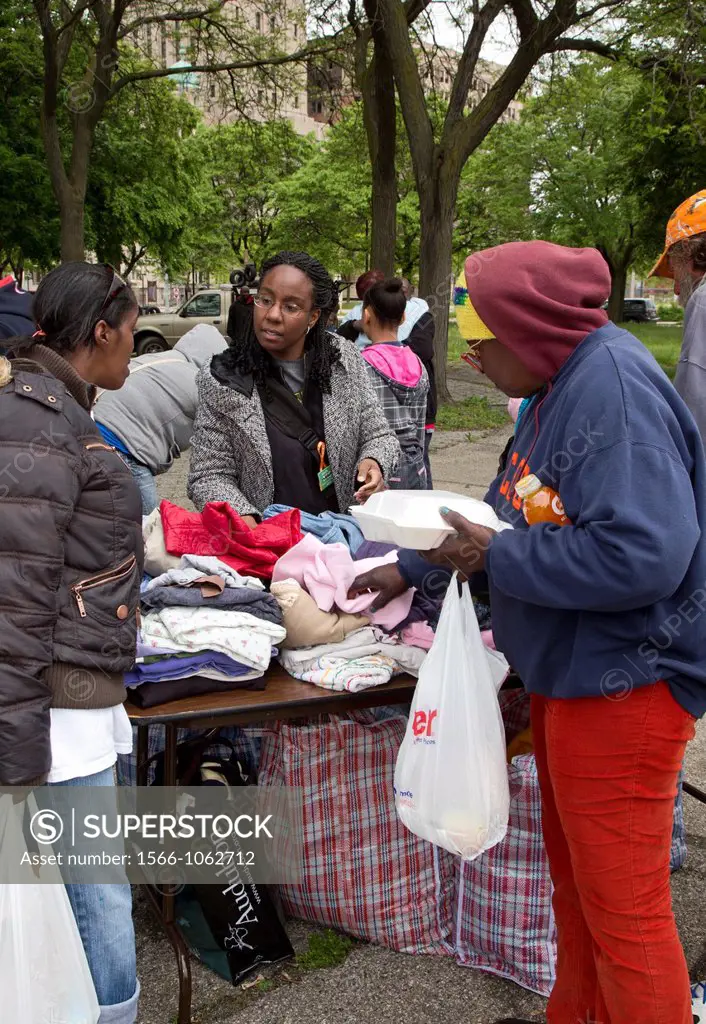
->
[272, 534, 414, 631]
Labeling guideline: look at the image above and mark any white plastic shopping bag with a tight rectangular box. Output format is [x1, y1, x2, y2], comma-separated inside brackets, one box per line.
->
[0, 794, 100, 1024]
[394, 574, 510, 860]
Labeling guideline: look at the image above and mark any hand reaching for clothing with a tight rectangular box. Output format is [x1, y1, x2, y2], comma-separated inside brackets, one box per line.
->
[355, 459, 384, 503]
[241, 515, 258, 531]
[347, 563, 408, 611]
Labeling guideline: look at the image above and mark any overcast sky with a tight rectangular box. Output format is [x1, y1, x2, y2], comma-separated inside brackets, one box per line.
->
[430, 6, 517, 63]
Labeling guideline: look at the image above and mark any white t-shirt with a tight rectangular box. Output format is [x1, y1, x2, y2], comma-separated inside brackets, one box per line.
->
[47, 705, 133, 784]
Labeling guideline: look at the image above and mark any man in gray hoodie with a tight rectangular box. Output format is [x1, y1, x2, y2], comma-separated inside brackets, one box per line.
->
[94, 323, 227, 513]
[650, 189, 706, 443]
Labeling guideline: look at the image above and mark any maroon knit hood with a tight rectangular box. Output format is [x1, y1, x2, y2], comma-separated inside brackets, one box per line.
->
[465, 241, 611, 382]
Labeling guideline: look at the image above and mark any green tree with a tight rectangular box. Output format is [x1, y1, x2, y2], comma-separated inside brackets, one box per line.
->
[0, 0, 59, 277]
[475, 61, 658, 319]
[271, 104, 371, 274]
[454, 131, 535, 257]
[29, 0, 333, 261]
[86, 77, 210, 276]
[355, 0, 637, 398]
[204, 120, 315, 269]
[271, 101, 422, 278]
[624, 56, 706, 265]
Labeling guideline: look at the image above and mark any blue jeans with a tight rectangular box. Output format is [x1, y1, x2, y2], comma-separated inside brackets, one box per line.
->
[52, 767, 139, 1024]
[124, 453, 159, 516]
[424, 429, 434, 488]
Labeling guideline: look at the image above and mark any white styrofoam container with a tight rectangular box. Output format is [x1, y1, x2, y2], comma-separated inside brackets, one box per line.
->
[350, 490, 511, 550]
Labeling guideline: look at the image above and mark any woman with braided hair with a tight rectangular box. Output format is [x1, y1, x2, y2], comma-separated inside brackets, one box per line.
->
[188, 251, 400, 524]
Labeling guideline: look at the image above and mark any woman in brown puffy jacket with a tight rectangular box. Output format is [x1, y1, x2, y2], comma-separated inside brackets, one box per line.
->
[1, 262, 142, 1023]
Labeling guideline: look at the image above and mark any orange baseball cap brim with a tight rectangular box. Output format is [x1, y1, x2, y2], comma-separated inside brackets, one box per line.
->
[649, 189, 706, 279]
[648, 250, 673, 280]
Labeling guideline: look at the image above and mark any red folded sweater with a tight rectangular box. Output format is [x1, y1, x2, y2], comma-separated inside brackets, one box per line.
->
[160, 501, 302, 580]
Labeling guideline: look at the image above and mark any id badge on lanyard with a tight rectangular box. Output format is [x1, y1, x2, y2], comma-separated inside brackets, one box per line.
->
[316, 441, 334, 492]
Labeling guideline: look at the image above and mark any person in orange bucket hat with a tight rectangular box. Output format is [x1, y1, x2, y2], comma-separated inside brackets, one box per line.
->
[650, 189, 706, 294]
[651, 190, 706, 441]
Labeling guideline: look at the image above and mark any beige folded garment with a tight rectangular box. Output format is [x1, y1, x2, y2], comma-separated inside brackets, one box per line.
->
[271, 579, 370, 650]
[143, 508, 181, 577]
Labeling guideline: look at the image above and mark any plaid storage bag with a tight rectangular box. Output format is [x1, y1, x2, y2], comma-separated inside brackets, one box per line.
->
[497, 686, 531, 743]
[670, 772, 687, 872]
[454, 751, 557, 996]
[258, 709, 456, 955]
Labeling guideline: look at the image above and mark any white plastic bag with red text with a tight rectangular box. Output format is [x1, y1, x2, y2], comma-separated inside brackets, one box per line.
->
[394, 574, 510, 859]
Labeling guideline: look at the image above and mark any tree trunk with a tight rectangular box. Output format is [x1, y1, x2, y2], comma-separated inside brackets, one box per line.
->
[607, 263, 628, 323]
[10, 256, 24, 287]
[418, 173, 458, 404]
[599, 245, 632, 324]
[59, 190, 87, 262]
[357, 6, 397, 275]
[367, 37, 396, 274]
[42, 112, 89, 262]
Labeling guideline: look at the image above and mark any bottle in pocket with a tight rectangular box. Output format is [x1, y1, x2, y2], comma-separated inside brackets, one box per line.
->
[514, 473, 571, 526]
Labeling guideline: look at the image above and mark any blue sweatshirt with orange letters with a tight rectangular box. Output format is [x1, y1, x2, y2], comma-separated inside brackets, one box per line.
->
[399, 323, 706, 719]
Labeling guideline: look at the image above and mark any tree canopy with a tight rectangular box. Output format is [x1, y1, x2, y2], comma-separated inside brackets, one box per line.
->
[30, 0, 333, 260]
[87, 77, 207, 276]
[204, 119, 314, 268]
[0, 0, 59, 276]
[456, 56, 706, 316]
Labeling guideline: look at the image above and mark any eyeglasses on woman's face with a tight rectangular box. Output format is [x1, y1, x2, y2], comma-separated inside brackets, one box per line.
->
[461, 339, 483, 372]
[254, 294, 309, 318]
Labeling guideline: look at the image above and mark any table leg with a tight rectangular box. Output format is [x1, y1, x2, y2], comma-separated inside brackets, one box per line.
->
[144, 885, 193, 1024]
[683, 779, 706, 805]
[145, 722, 193, 1023]
[162, 724, 178, 926]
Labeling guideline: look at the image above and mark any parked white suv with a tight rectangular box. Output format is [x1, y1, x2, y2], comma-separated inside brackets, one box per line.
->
[133, 286, 232, 354]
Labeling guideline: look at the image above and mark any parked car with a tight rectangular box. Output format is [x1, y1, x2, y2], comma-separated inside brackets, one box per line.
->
[133, 287, 233, 354]
[622, 298, 660, 323]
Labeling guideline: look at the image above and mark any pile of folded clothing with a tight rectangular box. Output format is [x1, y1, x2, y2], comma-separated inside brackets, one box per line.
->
[132, 500, 446, 705]
[268, 533, 437, 692]
[131, 505, 293, 707]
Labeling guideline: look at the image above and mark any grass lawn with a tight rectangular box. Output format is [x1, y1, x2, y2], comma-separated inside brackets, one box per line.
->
[617, 321, 682, 379]
[447, 321, 465, 364]
[436, 396, 509, 432]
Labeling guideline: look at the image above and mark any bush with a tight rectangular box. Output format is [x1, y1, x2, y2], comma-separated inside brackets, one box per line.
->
[656, 302, 684, 322]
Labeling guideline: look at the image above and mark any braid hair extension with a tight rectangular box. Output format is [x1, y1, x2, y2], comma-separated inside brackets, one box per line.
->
[227, 251, 341, 393]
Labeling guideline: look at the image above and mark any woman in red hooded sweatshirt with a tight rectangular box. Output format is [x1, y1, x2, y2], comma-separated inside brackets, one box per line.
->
[350, 240, 706, 1024]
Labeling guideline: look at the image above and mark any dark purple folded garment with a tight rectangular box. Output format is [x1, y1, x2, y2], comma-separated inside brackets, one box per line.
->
[125, 649, 263, 687]
[353, 540, 397, 561]
[127, 673, 265, 708]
